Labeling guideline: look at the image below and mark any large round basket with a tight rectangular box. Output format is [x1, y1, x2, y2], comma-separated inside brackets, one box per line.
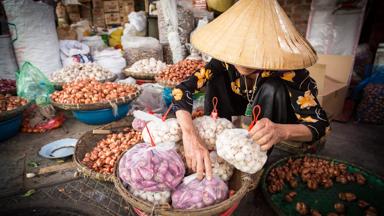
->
[52, 74, 118, 90]
[261, 154, 384, 216]
[0, 102, 30, 122]
[124, 70, 157, 80]
[51, 85, 141, 111]
[113, 149, 263, 216]
[74, 123, 140, 182]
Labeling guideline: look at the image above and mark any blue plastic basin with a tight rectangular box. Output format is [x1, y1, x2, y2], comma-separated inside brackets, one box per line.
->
[0, 114, 22, 141]
[72, 103, 131, 125]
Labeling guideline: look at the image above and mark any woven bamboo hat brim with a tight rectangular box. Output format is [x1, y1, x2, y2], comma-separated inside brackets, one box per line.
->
[191, 0, 318, 70]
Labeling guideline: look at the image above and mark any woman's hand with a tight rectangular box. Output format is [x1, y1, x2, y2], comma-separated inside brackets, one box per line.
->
[176, 110, 212, 180]
[249, 118, 288, 151]
[183, 131, 212, 180]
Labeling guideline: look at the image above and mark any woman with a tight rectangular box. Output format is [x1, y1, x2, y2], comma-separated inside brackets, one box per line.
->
[172, 0, 330, 180]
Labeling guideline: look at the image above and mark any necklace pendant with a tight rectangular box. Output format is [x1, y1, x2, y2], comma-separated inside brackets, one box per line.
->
[245, 103, 253, 116]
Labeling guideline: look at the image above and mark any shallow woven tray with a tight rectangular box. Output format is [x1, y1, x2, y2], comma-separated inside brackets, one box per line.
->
[52, 75, 118, 90]
[261, 154, 384, 216]
[123, 70, 157, 80]
[0, 102, 30, 122]
[154, 77, 179, 88]
[113, 149, 263, 216]
[51, 85, 141, 111]
[74, 120, 140, 182]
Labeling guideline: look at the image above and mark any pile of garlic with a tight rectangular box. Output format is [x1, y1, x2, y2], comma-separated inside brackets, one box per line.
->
[126, 58, 167, 74]
[142, 118, 182, 144]
[210, 151, 234, 181]
[51, 63, 114, 83]
[216, 129, 267, 174]
[193, 116, 234, 150]
[129, 187, 171, 204]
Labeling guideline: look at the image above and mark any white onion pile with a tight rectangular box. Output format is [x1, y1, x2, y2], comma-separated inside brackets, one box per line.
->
[50, 62, 114, 83]
[193, 116, 234, 150]
[129, 187, 171, 204]
[216, 129, 267, 174]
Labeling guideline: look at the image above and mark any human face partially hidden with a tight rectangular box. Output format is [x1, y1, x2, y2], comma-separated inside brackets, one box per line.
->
[234, 65, 260, 76]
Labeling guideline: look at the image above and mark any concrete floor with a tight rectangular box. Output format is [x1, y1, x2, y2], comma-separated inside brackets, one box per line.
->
[0, 115, 383, 216]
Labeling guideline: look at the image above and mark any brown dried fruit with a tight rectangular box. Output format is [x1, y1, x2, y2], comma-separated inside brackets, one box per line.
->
[311, 209, 322, 216]
[307, 180, 318, 190]
[355, 173, 366, 185]
[284, 191, 297, 203]
[327, 213, 338, 216]
[336, 175, 348, 184]
[289, 179, 299, 189]
[339, 192, 357, 202]
[296, 202, 309, 215]
[334, 203, 345, 213]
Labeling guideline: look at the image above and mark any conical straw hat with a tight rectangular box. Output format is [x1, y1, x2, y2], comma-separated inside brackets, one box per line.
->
[191, 0, 318, 70]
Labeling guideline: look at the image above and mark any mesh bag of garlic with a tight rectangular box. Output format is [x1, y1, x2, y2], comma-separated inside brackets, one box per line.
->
[216, 128, 267, 174]
[118, 142, 185, 192]
[129, 187, 171, 205]
[210, 151, 234, 181]
[171, 174, 229, 209]
[142, 118, 182, 144]
[193, 116, 234, 150]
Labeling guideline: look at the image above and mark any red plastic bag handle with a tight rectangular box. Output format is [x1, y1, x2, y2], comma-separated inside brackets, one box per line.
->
[210, 97, 218, 119]
[162, 103, 173, 122]
[144, 123, 156, 147]
[248, 105, 261, 131]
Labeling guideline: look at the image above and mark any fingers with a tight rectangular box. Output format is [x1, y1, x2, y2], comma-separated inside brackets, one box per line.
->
[196, 154, 204, 180]
[255, 132, 273, 146]
[251, 126, 269, 143]
[186, 156, 192, 170]
[203, 152, 212, 180]
[191, 157, 197, 172]
[260, 140, 275, 152]
[249, 118, 266, 136]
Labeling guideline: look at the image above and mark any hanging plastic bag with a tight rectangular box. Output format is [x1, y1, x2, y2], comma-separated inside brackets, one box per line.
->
[216, 128, 267, 174]
[118, 142, 185, 192]
[128, 11, 147, 32]
[131, 84, 167, 114]
[16, 62, 54, 106]
[108, 28, 124, 49]
[171, 174, 228, 209]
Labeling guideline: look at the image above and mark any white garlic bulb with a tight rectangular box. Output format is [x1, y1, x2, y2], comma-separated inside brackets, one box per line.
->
[126, 58, 167, 74]
[210, 151, 234, 181]
[129, 187, 171, 204]
[216, 129, 267, 174]
[142, 118, 182, 144]
[50, 62, 113, 83]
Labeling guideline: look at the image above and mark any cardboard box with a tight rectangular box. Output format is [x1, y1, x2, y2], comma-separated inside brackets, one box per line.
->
[104, 1, 120, 12]
[105, 12, 121, 25]
[307, 54, 354, 119]
[92, 0, 104, 8]
[80, 3, 92, 20]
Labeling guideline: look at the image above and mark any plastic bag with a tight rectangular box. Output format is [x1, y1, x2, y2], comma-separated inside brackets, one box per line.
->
[21, 104, 65, 133]
[16, 62, 54, 105]
[193, 116, 234, 150]
[171, 174, 228, 209]
[128, 11, 147, 32]
[131, 84, 167, 114]
[142, 117, 182, 144]
[210, 151, 234, 181]
[132, 110, 162, 132]
[94, 48, 126, 77]
[108, 28, 123, 49]
[216, 129, 267, 174]
[122, 36, 163, 66]
[59, 40, 91, 67]
[81, 35, 106, 55]
[129, 187, 171, 204]
[71, 20, 91, 41]
[118, 142, 185, 192]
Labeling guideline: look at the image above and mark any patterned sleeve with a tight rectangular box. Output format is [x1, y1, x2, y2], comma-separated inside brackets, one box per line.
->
[172, 59, 223, 113]
[283, 69, 330, 142]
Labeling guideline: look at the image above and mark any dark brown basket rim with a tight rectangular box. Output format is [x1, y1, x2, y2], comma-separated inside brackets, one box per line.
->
[0, 101, 31, 122]
[73, 125, 140, 182]
[51, 85, 141, 111]
[113, 148, 263, 216]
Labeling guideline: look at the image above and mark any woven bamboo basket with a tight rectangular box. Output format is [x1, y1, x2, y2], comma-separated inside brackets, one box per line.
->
[113, 148, 263, 216]
[0, 102, 30, 122]
[155, 77, 179, 88]
[52, 75, 118, 90]
[123, 70, 157, 80]
[51, 85, 141, 111]
[73, 119, 140, 182]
